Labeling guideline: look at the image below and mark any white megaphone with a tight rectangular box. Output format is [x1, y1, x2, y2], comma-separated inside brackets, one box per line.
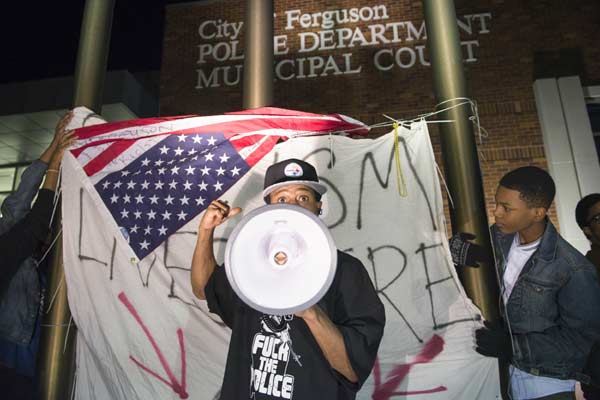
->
[224, 204, 337, 315]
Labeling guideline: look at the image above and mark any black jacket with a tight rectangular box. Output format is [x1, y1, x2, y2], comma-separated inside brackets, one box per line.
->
[1, 189, 54, 286]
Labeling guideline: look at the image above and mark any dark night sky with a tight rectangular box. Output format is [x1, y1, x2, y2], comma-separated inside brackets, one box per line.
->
[1, 0, 171, 84]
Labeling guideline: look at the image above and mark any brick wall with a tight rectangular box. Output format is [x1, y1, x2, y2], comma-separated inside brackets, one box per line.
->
[160, 0, 600, 231]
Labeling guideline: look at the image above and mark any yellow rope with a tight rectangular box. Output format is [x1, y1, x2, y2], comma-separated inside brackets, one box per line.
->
[393, 122, 408, 197]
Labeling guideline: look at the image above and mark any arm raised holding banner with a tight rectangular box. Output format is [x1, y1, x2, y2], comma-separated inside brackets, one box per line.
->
[0, 126, 76, 281]
[0, 111, 73, 233]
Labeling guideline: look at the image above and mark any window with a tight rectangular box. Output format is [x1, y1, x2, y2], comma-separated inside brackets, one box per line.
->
[0, 165, 29, 217]
[587, 103, 600, 167]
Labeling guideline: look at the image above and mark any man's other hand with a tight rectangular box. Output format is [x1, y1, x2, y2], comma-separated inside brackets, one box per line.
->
[475, 320, 512, 362]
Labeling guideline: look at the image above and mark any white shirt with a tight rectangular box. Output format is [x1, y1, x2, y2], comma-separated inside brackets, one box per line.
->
[502, 234, 540, 304]
[502, 233, 575, 399]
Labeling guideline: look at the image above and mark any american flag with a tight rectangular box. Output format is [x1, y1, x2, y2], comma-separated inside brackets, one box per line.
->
[69, 107, 368, 260]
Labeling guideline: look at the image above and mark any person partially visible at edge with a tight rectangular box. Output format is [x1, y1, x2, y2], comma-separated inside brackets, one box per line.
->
[190, 158, 385, 400]
[0, 111, 76, 399]
[575, 193, 600, 400]
[472, 166, 600, 400]
[576, 193, 600, 280]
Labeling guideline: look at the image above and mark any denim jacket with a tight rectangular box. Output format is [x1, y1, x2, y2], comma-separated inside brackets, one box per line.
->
[0, 160, 47, 344]
[491, 221, 600, 382]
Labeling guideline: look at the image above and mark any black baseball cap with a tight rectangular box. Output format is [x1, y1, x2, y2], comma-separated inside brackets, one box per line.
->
[262, 158, 327, 203]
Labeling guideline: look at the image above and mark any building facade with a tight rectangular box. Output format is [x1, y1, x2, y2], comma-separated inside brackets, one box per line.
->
[160, 0, 600, 251]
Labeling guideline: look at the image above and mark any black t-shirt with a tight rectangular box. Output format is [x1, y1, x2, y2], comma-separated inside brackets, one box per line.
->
[205, 250, 385, 400]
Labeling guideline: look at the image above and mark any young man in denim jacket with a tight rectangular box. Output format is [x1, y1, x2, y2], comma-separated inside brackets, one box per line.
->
[481, 167, 600, 399]
[0, 112, 75, 395]
[452, 167, 600, 399]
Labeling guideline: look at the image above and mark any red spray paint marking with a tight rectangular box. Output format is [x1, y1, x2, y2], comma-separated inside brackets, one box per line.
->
[118, 292, 189, 399]
[372, 335, 447, 399]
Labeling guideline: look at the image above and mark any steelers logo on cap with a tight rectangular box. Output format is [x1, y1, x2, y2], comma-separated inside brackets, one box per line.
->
[284, 162, 303, 177]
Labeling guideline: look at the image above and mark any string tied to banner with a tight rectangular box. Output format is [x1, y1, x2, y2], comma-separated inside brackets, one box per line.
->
[393, 121, 408, 197]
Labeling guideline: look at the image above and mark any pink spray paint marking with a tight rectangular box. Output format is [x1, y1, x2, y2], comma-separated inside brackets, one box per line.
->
[118, 292, 189, 399]
[372, 334, 447, 399]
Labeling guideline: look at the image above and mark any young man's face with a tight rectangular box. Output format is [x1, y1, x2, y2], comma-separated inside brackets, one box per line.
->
[493, 185, 546, 235]
[268, 183, 322, 215]
[583, 200, 600, 246]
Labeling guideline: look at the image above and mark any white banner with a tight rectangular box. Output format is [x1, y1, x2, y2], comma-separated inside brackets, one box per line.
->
[62, 120, 500, 399]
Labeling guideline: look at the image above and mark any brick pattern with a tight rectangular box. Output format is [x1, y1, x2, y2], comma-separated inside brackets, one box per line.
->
[160, 0, 600, 232]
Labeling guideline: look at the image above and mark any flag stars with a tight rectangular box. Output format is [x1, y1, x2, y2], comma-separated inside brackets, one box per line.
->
[219, 153, 230, 163]
[98, 132, 242, 258]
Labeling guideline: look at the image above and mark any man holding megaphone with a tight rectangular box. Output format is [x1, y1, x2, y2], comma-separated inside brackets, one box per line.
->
[191, 158, 385, 400]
